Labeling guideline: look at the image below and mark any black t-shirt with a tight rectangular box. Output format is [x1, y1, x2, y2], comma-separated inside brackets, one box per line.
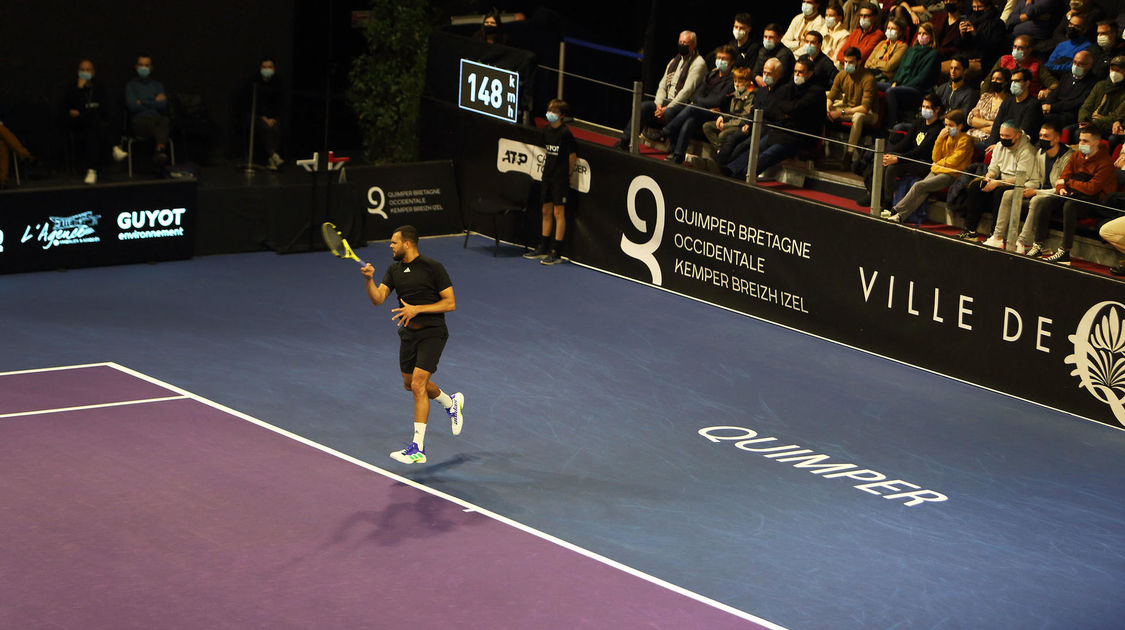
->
[380, 255, 452, 328]
[542, 124, 577, 183]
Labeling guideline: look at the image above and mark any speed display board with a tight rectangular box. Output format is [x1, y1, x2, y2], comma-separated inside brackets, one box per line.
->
[458, 58, 519, 123]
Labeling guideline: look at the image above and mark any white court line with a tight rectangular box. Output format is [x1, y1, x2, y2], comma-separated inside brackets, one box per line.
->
[0, 363, 113, 377]
[0, 395, 189, 419]
[96, 362, 790, 630]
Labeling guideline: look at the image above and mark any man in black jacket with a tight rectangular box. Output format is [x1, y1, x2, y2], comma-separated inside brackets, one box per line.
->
[1040, 50, 1097, 128]
[62, 59, 110, 184]
[665, 46, 736, 164]
[985, 67, 1043, 147]
[856, 94, 945, 208]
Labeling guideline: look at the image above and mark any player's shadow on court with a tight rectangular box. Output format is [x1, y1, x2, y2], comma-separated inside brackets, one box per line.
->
[325, 482, 483, 548]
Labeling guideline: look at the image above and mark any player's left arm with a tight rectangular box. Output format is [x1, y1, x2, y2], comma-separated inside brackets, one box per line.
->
[392, 287, 456, 327]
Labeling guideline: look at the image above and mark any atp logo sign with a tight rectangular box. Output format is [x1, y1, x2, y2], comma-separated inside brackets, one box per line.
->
[619, 175, 665, 285]
[1066, 300, 1125, 426]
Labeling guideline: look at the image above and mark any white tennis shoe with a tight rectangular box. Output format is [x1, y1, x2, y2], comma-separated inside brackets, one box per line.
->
[390, 442, 426, 464]
[448, 392, 465, 435]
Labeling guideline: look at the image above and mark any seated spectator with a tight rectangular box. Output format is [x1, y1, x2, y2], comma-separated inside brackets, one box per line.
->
[472, 10, 507, 45]
[887, 108, 975, 222]
[0, 117, 31, 189]
[664, 46, 736, 164]
[728, 12, 758, 69]
[1077, 55, 1125, 141]
[988, 35, 1044, 96]
[1091, 20, 1125, 80]
[967, 68, 1011, 144]
[856, 93, 945, 207]
[251, 57, 286, 170]
[867, 17, 910, 87]
[1035, 0, 1102, 56]
[726, 56, 827, 178]
[889, 0, 938, 32]
[62, 59, 110, 184]
[800, 30, 840, 88]
[826, 46, 877, 168]
[835, 2, 885, 66]
[985, 67, 1043, 147]
[1040, 49, 1096, 127]
[959, 120, 1039, 240]
[1041, 127, 1118, 264]
[932, 1, 968, 66]
[1041, 12, 1093, 78]
[821, 3, 851, 62]
[840, 0, 866, 33]
[1005, 0, 1065, 42]
[960, 0, 1008, 76]
[986, 120, 1074, 253]
[124, 54, 171, 166]
[753, 24, 797, 87]
[783, 1, 827, 53]
[884, 22, 940, 125]
[936, 55, 981, 119]
[702, 67, 754, 155]
[615, 31, 706, 150]
[718, 58, 785, 173]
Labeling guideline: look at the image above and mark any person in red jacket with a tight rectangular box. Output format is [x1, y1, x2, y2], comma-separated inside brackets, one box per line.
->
[1042, 127, 1118, 264]
[835, 2, 885, 65]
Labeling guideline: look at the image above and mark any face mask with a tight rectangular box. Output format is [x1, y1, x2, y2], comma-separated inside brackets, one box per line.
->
[1079, 143, 1093, 155]
[859, 17, 872, 30]
[678, 44, 691, 56]
[920, 107, 935, 120]
[1072, 64, 1086, 78]
[1000, 137, 1016, 148]
[1012, 48, 1025, 61]
[716, 60, 729, 72]
[845, 63, 856, 75]
[1111, 70, 1125, 84]
[546, 111, 560, 123]
[947, 126, 959, 137]
[764, 75, 776, 86]
[136, 66, 151, 78]
[825, 16, 838, 28]
[762, 38, 776, 51]
[733, 28, 747, 41]
[1067, 28, 1083, 41]
[260, 68, 275, 80]
[804, 43, 818, 56]
[917, 35, 931, 46]
[794, 75, 807, 86]
[885, 29, 898, 42]
[1010, 81, 1024, 96]
[734, 83, 748, 94]
[78, 71, 93, 81]
[802, 2, 815, 16]
[1098, 35, 1111, 49]
[482, 24, 498, 35]
[989, 81, 1004, 93]
[1038, 138, 1054, 151]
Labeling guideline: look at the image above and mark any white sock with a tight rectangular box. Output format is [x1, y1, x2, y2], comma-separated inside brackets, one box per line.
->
[433, 392, 453, 409]
[413, 422, 427, 450]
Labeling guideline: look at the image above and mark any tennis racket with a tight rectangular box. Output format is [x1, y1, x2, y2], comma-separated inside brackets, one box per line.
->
[321, 222, 366, 267]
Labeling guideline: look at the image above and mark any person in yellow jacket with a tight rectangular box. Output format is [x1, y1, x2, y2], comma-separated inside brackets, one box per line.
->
[888, 109, 975, 222]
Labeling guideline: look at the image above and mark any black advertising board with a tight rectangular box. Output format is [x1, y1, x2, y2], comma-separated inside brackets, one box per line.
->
[432, 104, 1125, 428]
[0, 180, 196, 274]
[348, 162, 462, 242]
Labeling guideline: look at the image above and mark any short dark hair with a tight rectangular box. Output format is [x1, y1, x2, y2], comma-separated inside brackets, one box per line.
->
[764, 23, 783, 37]
[734, 12, 752, 27]
[1011, 67, 1032, 83]
[1079, 127, 1103, 140]
[795, 55, 813, 73]
[716, 45, 737, 58]
[547, 98, 569, 116]
[806, 30, 824, 45]
[395, 225, 419, 244]
[843, 46, 862, 60]
[1039, 120, 1062, 135]
[950, 54, 970, 70]
[921, 93, 941, 109]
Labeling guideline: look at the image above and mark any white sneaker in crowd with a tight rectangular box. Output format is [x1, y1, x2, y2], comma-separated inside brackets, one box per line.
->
[83, 169, 97, 184]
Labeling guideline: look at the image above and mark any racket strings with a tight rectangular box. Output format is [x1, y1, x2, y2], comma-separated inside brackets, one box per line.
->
[321, 223, 346, 257]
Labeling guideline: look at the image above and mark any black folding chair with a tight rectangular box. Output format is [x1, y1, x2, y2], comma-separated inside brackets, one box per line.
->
[463, 174, 532, 256]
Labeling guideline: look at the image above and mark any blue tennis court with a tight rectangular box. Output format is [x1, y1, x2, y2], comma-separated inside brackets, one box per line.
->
[2, 235, 1123, 630]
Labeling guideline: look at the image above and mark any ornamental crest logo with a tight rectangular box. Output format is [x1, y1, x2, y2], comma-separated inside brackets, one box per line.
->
[1066, 301, 1125, 426]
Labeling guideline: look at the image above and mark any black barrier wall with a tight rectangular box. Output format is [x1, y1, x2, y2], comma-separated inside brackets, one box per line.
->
[426, 102, 1125, 428]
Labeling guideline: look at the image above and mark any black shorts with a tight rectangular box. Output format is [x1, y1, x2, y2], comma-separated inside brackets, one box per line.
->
[540, 179, 569, 206]
[398, 325, 449, 374]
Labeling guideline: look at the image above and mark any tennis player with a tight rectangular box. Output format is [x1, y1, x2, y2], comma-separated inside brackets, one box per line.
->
[361, 225, 464, 464]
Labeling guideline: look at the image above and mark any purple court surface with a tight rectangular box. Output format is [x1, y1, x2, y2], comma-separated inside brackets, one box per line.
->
[0, 364, 774, 630]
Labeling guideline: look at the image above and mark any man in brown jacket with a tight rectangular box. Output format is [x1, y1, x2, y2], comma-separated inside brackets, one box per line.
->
[1042, 127, 1118, 265]
[826, 46, 877, 168]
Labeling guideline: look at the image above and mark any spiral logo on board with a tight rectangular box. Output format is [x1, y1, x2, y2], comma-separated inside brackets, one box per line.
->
[619, 175, 665, 285]
[1065, 300, 1125, 426]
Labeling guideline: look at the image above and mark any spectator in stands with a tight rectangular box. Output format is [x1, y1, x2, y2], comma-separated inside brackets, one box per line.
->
[985, 120, 1073, 252]
[867, 17, 910, 87]
[822, 3, 851, 63]
[1041, 127, 1118, 264]
[753, 24, 797, 87]
[884, 22, 940, 125]
[985, 67, 1043, 147]
[615, 31, 706, 150]
[718, 58, 785, 173]
[857, 93, 945, 207]
[1005, 0, 1065, 42]
[1091, 20, 1125, 80]
[727, 55, 827, 178]
[836, 3, 885, 65]
[1035, 0, 1102, 56]
[124, 54, 171, 166]
[1077, 55, 1125, 141]
[0, 118, 31, 189]
[989, 35, 1044, 96]
[826, 46, 877, 168]
[702, 67, 754, 156]
[251, 57, 285, 171]
[936, 55, 981, 119]
[967, 67, 1010, 144]
[783, 1, 828, 53]
[933, 1, 968, 66]
[960, 0, 1008, 76]
[472, 10, 507, 45]
[63, 59, 109, 185]
[959, 120, 1039, 240]
[890, 1, 940, 31]
[665, 47, 737, 164]
[729, 12, 758, 68]
[801, 30, 840, 88]
[887, 108, 975, 222]
[1041, 12, 1093, 78]
[1040, 49, 1096, 127]
[840, 0, 865, 32]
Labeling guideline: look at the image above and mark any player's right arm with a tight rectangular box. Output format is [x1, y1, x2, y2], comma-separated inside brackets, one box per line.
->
[362, 263, 391, 306]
